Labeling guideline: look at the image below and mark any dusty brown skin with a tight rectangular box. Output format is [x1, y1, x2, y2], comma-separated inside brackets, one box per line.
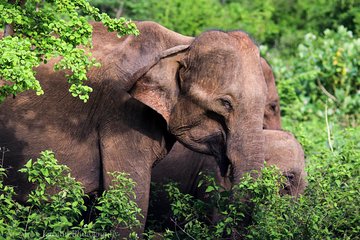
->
[156, 130, 306, 196]
[0, 22, 267, 234]
[149, 130, 306, 228]
[150, 56, 282, 195]
[148, 64, 296, 228]
[263, 130, 306, 196]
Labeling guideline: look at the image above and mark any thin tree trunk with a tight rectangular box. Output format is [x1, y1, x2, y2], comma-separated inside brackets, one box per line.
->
[4, 24, 14, 37]
[115, 2, 124, 19]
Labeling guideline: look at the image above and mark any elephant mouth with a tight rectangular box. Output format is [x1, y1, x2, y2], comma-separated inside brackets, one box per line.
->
[190, 131, 230, 177]
[169, 118, 202, 137]
[190, 130, 224, 144]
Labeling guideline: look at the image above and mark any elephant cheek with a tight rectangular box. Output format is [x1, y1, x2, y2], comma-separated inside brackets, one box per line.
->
[264, 117, 281, 130]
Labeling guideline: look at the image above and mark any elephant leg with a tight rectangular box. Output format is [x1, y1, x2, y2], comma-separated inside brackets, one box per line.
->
[98, 106, 170, 236]
[98, 131, 153, 235]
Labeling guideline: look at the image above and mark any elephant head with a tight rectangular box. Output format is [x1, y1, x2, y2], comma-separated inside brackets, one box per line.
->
[131, 29, 267, 183]
[264, 130, 307, 196]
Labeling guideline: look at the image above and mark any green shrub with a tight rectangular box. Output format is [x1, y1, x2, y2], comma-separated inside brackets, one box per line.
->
[0, 150, 141, 239]
[269, 26, 359, 124]
[148, 166, 286, 239]
[90, 0, 359, 52]
[146, 122, 359, 239]
[123, 0, 224, 36]
[122, 0, 281, 44]
[246, 124, 360, 240]
[296, 27, 359, 117]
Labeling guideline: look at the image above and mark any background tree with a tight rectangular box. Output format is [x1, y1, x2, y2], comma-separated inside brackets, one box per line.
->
[89, 0, 359, 51]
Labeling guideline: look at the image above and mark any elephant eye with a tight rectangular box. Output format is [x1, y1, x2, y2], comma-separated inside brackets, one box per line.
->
[270, 102, 278, 112]
[219, 98, 233, 111]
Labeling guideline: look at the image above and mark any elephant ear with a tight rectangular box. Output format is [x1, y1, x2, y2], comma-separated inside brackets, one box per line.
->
[90, 21, 193, 91]
[129, 45, 190, 123]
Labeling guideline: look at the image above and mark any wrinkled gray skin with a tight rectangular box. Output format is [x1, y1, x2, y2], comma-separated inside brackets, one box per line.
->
[0, 22, 267, 234]
[149, 130, 306, 227]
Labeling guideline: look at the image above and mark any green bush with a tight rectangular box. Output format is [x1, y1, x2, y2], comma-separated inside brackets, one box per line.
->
[90, 0, 359, 52]
[121, 0, 280, 43]
[123, 0, 224, 36]
[270, 0, 359, 53]
[269, 26, 359, 124]
[146, 123, 359, 239]
[247, 121, 359, 240]
[296, 27, 359, 116]
[0, 150, 141, 239]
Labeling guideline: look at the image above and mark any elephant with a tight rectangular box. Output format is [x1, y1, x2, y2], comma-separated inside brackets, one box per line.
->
[152, 130, 306, 197]
[0, 21, 268, 234]
[149, 54, 283, 202]
[148, 130, 306, 229]
[147, 62, 305, 228]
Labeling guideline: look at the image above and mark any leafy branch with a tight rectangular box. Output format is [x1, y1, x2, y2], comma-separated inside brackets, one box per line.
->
[0, 0, 139, 102]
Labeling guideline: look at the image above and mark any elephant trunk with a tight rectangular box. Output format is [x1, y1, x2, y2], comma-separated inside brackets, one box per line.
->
[227, 104, 265, 184]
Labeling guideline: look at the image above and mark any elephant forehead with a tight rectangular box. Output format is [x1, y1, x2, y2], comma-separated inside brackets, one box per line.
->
[190, 51, 241, 83]
[191, 30, 258, 52]
[185, 54, 263, 96]
[182, 31, 264, 99]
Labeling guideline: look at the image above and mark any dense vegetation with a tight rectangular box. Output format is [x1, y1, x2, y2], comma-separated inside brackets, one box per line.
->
[0, 151, 142, 239]
[1, 0, 359, 239]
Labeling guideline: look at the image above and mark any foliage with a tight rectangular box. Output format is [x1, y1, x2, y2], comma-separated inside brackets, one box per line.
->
[267, 26, 359, 124]
[0, 0, 139, 102]
[145, 166, 285, 239]
[113, 0, 280, 42]
[145, 122, 359, 239]
[0, 150, 141, 239]
[246, 121, 360, 240]
[270, 0, 359, 52]
[88, 0, 280, 40]
[122, 0, 224, 36]
[88, 0, 124, 18]
[94, 171, 142, 236]
[91, 0, 359, 51]
[295, 26, 359, 118]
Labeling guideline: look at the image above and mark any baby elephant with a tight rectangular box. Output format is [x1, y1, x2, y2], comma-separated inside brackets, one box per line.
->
[148, 130, 306, 226]
[263, 130, 306, 196]
[197, 129, 307, 196]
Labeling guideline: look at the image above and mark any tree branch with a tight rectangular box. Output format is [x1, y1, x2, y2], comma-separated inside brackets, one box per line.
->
[4, 24, 14, 37]
[317, 79, 337, 102]
[115, 2, 125, 19]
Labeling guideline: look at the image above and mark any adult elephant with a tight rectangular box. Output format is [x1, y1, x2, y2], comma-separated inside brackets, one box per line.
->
[148, 61, 307, 227]
[0, 21, 267, 234]
[150, 56, 282, 197]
